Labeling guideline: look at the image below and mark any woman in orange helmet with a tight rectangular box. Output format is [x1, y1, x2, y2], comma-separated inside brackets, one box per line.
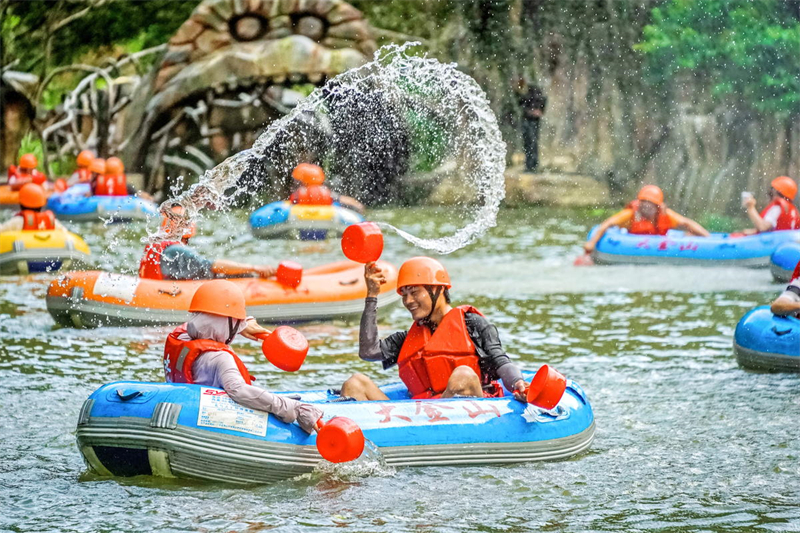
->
[163, 279, 322, 434]
[0, 183, 66, 232]
[339, 257, 527, 402]
[583, 185, 710, 253]
[742, 176, 800, 233]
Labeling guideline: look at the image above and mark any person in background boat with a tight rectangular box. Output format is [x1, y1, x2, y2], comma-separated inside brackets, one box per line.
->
[139, 204, 277, 281]
[741, 176, 799, 234]
[8, 153, 47, 191]
[290, 163, 365, 214]
[583, 185, 710, 253]
[0, 183, 66, 232]
[163, 279, 322, 434]
[67, 150, 95, 186]
[340, 257, 528, 401]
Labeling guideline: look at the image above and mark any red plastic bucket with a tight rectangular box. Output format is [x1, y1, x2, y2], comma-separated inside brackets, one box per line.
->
[259, 326, 309, 372]
[526, 364, 567, 409]
[341, 222, 383, 263]
[317, 416, 365, 463]
[276, 261, 303, 288]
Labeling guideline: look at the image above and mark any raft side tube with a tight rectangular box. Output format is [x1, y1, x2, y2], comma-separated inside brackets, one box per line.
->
[733, 306, 800, 372]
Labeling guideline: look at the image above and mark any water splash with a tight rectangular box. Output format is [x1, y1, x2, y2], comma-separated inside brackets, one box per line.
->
[163, 43, 506, 254]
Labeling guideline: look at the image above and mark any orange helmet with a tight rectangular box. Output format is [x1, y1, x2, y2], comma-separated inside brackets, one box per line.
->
[76, 150, 95, 168]
[637, 185, 664, 205]
[105, 156, 124, 175]
[292, 163, 325, 186]
[19, 153, 38, 170]
[161, 205, 196, 240]
[89, 158, 106, 175]
[189, 279, 247, 320]
[396, 256, 451, 294]
[18, 183, 46, 209]
[771, 176, 797, 201]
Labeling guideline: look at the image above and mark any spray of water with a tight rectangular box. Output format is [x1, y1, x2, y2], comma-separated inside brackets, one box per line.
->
[162, 43, 506, 254]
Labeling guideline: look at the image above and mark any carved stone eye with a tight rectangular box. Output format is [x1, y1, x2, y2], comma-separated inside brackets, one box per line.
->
[231, 15, 268, 42]
[294, 15, 325, 42]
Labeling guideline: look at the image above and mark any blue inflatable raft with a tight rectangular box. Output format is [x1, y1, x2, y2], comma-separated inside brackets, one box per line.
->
[250, 201, 363, 240]
[47, 194, 158, 223]
[76, 372, 595, 484]
[734, 306, 800, 372]
[590, 227, 800, 267]
[770, 242, 800, 283]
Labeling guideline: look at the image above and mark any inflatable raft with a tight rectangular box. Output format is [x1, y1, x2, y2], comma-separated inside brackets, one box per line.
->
[770, 242, 800, 283]
[0, 230, 90, 275]
[590, 227, 800, 267]
[734, 306, 800, 372]
[47, 260, 399, 328]
[46, 194, 158, 223]
[76, 372, 594, 484]
[250, 201, 363, 240]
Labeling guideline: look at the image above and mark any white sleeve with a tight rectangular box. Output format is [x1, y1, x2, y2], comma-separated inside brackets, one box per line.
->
[763, 205, 782, 229]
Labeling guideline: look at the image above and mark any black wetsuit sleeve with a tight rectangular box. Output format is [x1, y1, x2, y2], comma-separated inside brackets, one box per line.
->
[160, 245, 214, 280]
[359, 297, 407, 368]
[465, 313, 524, 391]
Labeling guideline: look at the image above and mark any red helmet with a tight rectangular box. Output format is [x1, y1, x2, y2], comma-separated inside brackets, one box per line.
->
[771, 176, 797, 201]
[19, 153, 38, 171]
[396, 256, 451, 294]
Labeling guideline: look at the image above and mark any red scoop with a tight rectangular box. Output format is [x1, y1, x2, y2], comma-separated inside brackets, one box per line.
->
[316, 416, 365, 463]
[341, 222, 384, 263]
[256, 326, 309, 372]
[276, 261, 303, 288]
[573, 252, 594, 266]
[526, 364, 567, 409]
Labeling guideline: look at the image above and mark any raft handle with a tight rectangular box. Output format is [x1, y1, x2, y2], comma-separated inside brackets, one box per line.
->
[771, 326, 793, 336]
[339, 278, 359, 286]
[116, 389, 143, 401]
[158, 288, 182, 297]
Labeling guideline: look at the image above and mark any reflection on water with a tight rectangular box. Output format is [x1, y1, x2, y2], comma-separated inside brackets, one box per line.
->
[1, 207, 798, 532]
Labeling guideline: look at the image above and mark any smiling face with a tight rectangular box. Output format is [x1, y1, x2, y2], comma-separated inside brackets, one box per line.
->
[400, 285, 435, 322]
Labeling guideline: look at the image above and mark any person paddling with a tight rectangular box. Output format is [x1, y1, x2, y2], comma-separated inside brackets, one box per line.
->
[0, 183, 66, 232]
[139, 204, 277, 280]
[340, 257, 528, 401]
[741, 176, 799, 234]
[163, 279, 322, 433]
[8, 154, 47, 191]
[583, 185, 709, 254]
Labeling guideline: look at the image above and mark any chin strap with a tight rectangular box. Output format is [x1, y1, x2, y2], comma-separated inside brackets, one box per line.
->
[225, 317, 241, 345]
[418, 286, 444, 330]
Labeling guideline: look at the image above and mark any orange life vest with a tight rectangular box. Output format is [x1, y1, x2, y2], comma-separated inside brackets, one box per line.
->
[626, 200, 676, 236]
[139, 241, 181, 280]
[9, 170, 46, 191]
[290, 185, 334, 206]
[94, 174, 127, 196]
[397, 305, 490, 399]
[760, 197, 800, 231]
[17, 210, 56, 231]
[163, 324, 253, 385]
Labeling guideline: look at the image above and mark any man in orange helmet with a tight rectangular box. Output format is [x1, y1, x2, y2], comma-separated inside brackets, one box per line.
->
[290, 163, 365, 214]
[163, 279, 322, 433]
[67, 150, 95, 186]
[583, 185, 710, 253]
[0, 183, 66, 232]
[741, 176, 800, 233]
[340, 257, 528, 401]
[9, 153, 47, 191]
[139, 204, 277, 281]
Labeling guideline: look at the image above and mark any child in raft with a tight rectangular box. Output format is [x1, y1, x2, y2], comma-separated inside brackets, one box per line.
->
[0, 183, 67, 233]
[583, 185, 710, 254]
[163, 279, 322, 433]
[741, 176, 800, 234]
[340, 256, 528, 401]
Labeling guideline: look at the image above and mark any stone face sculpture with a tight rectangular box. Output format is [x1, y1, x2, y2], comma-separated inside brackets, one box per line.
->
[117, 0, 376, 190]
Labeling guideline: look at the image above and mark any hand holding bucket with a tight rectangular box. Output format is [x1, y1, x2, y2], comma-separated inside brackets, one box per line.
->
[342, 222, 384, 263]
[316, 416, 365, 463]
[256, 326, 309, 372]
[526, 364, 567, 409]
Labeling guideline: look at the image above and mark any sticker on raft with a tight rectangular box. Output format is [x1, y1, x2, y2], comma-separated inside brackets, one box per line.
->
[375, 400, 510, 425]
[197, 387, 269, 437]
[92, 272, 139, 302]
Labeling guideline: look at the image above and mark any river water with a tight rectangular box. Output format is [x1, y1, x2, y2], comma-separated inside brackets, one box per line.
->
[1, 206, 798, 533]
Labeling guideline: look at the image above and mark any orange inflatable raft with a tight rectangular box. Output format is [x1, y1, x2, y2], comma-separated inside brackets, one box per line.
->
[46, 260, 400, 328]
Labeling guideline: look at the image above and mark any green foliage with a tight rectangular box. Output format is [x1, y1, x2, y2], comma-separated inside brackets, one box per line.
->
[698, 213, 743, 233]
[636, 0, 800, 114]
[18, 133, 74, 177]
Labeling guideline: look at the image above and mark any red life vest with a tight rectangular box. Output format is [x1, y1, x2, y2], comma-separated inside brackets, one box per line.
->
[94, 174, 127, 196]
[163, 324, 253, 385]
[9, 170, 46, 191]
[17, 210, 56, 231]
[626, 200, 676, 236]
[397, 305, 496, 399]
[760, 197, 800, 231]
[139, 241, 181, 280]
[290, 185, 334, 206]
